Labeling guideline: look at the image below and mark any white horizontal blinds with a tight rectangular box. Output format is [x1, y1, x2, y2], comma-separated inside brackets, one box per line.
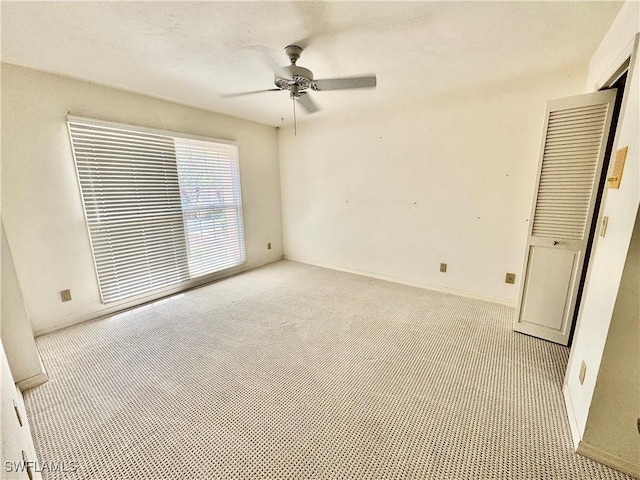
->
[174, 138, 246, 278]
[69, 120, 190, 303]
[532, 103, 609, 240]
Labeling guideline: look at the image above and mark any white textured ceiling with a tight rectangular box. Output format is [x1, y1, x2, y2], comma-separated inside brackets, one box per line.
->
[1, 1, 623, 126]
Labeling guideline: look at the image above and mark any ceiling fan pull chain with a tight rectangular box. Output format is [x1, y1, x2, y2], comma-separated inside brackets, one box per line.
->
[293, 95, 297, 136]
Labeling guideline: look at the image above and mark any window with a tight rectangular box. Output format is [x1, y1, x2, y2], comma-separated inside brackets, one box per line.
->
[68, 117, 245, 304]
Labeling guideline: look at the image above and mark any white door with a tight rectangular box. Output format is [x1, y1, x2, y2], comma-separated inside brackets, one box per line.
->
[514, 90, 618, 345]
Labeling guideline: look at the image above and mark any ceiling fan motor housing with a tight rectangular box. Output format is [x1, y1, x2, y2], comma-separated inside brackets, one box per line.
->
[274, 65, 314, 93]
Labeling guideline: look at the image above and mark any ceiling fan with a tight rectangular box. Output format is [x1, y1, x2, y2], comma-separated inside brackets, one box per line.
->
[221, 45, 377, 122]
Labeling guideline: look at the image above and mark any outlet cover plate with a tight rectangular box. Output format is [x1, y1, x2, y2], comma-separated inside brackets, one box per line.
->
[440, 263, 447, 273]
[60, 289, 72, 302]
[505, 273, 516, 284]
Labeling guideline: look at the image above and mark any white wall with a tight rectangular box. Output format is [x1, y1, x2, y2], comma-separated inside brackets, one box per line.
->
[1, 224, 46, 388]
[1, 64, 283, 335]
[562, 2, 639, 473]
[279, 65, 588, 304]
[580, 209, 639, 475]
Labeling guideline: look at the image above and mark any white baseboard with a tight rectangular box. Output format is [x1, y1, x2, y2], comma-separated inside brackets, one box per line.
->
[283, 256, 516, 308]
[17, 372, 48, 391]
[35, 256, 285, 336]
[578, 440, 640, 479]
[562, 383, 582, 449]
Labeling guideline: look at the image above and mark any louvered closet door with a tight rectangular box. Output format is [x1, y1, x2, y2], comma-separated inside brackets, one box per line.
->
[514, 90, 617, 345]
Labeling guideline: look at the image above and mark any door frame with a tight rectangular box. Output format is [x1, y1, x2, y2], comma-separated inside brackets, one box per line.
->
[562, 30, 640, 475]
[565, 72, 628, 345]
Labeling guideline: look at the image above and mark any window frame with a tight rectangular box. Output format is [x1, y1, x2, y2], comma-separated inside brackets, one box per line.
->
[67, 115, 246, 307]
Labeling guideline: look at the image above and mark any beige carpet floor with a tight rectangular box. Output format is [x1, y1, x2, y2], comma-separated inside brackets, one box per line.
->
[24, 260, 631, 479]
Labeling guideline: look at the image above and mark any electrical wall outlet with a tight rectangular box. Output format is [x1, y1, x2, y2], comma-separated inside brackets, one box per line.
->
[579, 361, 587, 385]
[505, 273, 516, 284]
[440, 263, 447, 273]
[60, 289, 72, 302]
[267, 242, 272, 250]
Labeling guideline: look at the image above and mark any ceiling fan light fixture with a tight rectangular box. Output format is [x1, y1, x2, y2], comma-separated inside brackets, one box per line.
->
[274, 65, 314, 90]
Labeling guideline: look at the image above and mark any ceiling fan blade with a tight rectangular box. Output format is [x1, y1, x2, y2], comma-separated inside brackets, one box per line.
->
[312, 75, 377, 91]
[297, 92, 320, 114]
[219, 88, 281, 98]
[244, 45, 288, 78]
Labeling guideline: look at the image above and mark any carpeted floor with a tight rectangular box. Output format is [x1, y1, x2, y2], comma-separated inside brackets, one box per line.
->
[24, 260, 631, 479]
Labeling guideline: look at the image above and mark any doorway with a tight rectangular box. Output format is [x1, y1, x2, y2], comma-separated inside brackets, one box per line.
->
[567, 72, 627, 346]
[513, 71, 628, 346]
